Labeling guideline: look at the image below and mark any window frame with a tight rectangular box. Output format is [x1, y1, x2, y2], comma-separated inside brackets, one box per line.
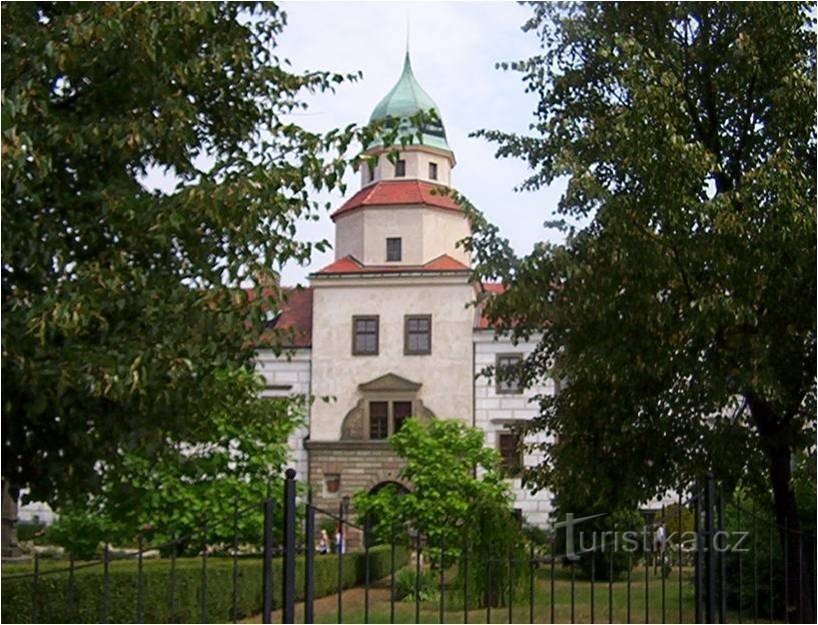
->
[368, 400, 390, 439]
[351, 315, 379, 356]
[428, 162, 438, 180]
[404, 314, 432, 355]
[495, 353, 523, 394]
[386, 237, 402, 262]
[395, 159, 406, 177]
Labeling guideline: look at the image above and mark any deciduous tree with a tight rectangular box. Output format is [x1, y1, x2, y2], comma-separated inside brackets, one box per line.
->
[467, 3, 815, 618]
[1, 2, 365, 508]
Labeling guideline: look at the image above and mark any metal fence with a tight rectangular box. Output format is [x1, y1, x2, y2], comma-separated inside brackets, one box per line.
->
[2, 470, 815, 623]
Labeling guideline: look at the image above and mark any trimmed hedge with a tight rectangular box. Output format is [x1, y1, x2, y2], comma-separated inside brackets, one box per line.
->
[1, 545, 407, 623]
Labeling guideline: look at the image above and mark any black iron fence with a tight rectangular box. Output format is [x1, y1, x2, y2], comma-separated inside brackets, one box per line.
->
[2, 471, 815, 623]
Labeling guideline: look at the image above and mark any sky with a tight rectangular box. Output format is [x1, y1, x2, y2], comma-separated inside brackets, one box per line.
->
[272, 1, 568, 285]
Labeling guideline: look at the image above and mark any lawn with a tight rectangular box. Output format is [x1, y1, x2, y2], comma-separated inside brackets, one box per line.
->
[257, 564, 703, 624]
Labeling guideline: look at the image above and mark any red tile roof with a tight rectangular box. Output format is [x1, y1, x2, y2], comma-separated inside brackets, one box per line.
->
[474, 282, 506, 329]
[331, 180, 462, 220]
[314, 254, 469, 276]
[257, 287, 313, 348]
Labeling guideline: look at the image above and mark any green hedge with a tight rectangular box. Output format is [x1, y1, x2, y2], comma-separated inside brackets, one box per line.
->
[1, 545, 407, 623]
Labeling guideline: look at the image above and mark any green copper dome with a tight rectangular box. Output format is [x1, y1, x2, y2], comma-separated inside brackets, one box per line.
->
[368, 52, 451, 152]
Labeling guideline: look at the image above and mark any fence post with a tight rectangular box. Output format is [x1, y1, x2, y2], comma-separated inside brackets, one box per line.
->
[282, 468, 297, 624]
[262, 497, 274, 624]
[704, 474, 716, 624]
[694, 482, 702, 623]
[304, 489, 315, 624]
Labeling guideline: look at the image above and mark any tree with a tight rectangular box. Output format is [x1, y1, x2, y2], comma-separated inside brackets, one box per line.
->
[467, 3, 815, 619]
[353, 418, 524, 607]
[1, 2, 367, 508]
[49, 367, 298, 557]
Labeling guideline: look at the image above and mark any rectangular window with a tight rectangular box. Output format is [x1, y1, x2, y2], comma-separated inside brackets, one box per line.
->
[498, 432, 522, 476]
[405, 315, 432, 355]
[369, 401, 389, 439]
[429, 162, 438, 180]
[393, 401, 413, 433]
[352, 316, 379, 355]
[395, 159, 406, 177]
[496, 354, 523, 394]
[386, 237, 402, 262]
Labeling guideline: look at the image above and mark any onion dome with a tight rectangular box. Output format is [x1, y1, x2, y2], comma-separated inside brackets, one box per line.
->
[368, 52, 451, 152]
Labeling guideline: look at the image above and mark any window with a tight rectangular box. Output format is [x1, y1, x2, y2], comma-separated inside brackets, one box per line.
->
[368, 165, 376, 183]
[324, 474, 341, 494]
[393, 401, 412, 433]
[366, 400, 414, 440]
[369, 401, 389, 439]
[386, 237, 402, 262]
[496, 354, 523, 394]
[352, 316, 379, 355]
[405, 315, 432, 355]
[498, 432, 522, 476]
[395, 159, 406, 177]
[429, 162, 438, 180]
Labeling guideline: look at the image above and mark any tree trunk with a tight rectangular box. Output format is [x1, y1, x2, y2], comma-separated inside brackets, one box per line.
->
[746, 392, 815, 622]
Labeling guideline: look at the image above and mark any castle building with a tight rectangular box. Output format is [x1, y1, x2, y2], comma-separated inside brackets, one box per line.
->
[256, 52, 555, 528]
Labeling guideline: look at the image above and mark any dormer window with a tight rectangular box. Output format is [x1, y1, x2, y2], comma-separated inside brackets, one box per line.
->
[429, 162, 438, 180]
[386, 237, 402, 262]
[395, 159, 406, 177]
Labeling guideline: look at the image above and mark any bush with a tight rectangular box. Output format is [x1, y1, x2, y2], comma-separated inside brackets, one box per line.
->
[1, 544, 408, 623]
[15, 523, 47, 543]
[395, 568, 439, 602]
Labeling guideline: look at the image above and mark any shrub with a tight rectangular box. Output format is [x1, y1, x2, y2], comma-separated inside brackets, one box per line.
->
[1, 544, 407, 623]
[15, 523, 47, 543]
[395, 568, 439, 602]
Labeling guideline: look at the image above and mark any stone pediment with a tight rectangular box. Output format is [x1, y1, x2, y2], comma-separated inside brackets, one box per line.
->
[358, 373, 422, 392]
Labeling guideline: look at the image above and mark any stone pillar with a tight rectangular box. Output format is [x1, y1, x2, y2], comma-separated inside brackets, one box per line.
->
[2, 480, 21, 557]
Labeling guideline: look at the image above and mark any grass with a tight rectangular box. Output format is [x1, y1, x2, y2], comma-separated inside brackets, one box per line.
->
[249, 564, 701, 624]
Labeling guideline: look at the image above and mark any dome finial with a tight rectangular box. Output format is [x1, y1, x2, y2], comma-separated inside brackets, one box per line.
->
[404, 15, 411, 69]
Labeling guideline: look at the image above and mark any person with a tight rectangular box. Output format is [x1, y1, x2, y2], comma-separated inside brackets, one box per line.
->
[654, 522, 666, 573]
[334, 523, 345, 554]
[317, 529, 330, 555]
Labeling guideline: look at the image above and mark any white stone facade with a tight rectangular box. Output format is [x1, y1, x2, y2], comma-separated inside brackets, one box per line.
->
[255, 347, 311, 480]
[474, 331, 555, 527]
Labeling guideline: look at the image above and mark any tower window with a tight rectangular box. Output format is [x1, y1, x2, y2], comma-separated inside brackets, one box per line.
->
[352, 315, 379, 355]
[429, 162, 438, 180]
[496, 354, 523, 394]
[369, 401, 389, 439]
[386, 237, 402, 261]
[404, 315, 432, 355]
[395, 159, 406, 177]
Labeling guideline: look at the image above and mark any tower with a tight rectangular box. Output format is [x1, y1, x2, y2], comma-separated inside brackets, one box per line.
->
[305, 51, 475, 515]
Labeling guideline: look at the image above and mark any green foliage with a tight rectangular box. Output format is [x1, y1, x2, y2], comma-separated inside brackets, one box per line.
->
[0, 1, 388, 505]
[45, 507, 110, 560]
[14, 523, 46, 543]
[1, 544, 408, 623]
[466, 1, 816, 534]
[723, 455, 816, 620]
[48, 368, 297, 555]
[353, 419, 511, 557]
[354, 418, 525, 607]
[395, 568, 439, 602]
